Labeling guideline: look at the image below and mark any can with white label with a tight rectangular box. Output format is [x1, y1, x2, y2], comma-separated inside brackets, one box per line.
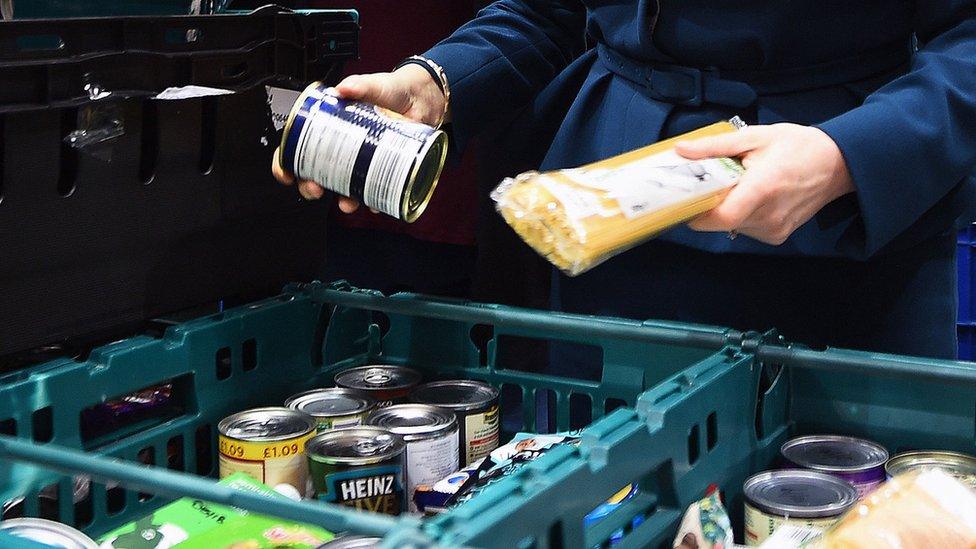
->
[285, 388, 376, 432]
[743, 469, 858, 546]
[366, 404, 459, 513]
[278, 82, 448, 222]
[217, 407, 317, 495]
[411, 380, 500, 466]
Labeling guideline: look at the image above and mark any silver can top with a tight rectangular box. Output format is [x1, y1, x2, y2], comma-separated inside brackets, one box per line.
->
[782, 435, 889, 473]
[366, 404, 457, 442]
[306, 427, 405, 466]
[317, 535, 382, 549]
[886, 450, 976, 488]
[335, 365, 422, 391]
[285, 388, 376, 418]
[410, 380, 499, 412]
[744, 470, 859, 518]
[0, 518, 98, 549]
[218, 407, 316, 442]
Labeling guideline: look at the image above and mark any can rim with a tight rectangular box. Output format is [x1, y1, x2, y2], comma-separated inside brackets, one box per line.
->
[278, 81, 323, 178]
[284, 388, 377, 418]
[218, 407, 317, 442]
[885, 450, 976, 475]
[410, 380, 499, 412]
[334, 365, 423, 391]
[781, 435, 889, 473]
[365, 404, 458, 441]
[306, 427, 405, 466]
[401, 129, 448, 223]
[0, 518, 98, 549]
[743, 469, 859, 518]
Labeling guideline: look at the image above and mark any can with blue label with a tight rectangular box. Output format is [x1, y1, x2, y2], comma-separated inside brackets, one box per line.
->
[306, 426, 406, 516]
[278, 82, 448, 222]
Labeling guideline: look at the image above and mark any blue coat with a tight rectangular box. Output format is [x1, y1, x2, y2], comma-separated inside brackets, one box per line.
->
[424, 0, 976, 357]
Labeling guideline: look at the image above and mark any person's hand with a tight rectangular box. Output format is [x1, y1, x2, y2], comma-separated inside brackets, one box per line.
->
[676, 123, 855, 245]
[272, 63, 448, 212]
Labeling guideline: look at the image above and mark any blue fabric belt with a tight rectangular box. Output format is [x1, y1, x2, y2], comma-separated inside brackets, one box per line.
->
[596, 42, 910, 109]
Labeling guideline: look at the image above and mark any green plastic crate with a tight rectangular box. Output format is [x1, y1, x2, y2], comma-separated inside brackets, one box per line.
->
[0, 281, 745, 548]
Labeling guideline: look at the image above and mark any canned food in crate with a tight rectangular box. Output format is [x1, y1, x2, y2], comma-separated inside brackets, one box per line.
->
[306, 426, 405, 515]
[366, 404, 459, 513]
[318, 536, 382, 549]
[0, 518, 98, 548]
[285, 388, 376, 432]
[218, 407, 317, 494]
[781, 435, 888, 497]
[886, 450, 976, 489]
[743, 469, 858, 546]
[334, 365, 422, 407]
[278, 82, 448, 222]
[411, 380, 500, 466]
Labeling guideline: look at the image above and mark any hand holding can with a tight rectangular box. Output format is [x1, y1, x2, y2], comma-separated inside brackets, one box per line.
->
[272, 64, 449, 218]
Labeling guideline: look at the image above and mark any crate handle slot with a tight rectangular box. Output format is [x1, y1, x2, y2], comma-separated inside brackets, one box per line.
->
[0, 435, 407, 537]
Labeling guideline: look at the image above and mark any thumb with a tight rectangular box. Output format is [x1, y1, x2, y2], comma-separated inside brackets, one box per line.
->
[334, 73, 409, 114]
[675, 127, 767, 160]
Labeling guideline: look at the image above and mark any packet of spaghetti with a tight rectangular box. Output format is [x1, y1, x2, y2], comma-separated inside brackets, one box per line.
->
[492, 118, 745, 276]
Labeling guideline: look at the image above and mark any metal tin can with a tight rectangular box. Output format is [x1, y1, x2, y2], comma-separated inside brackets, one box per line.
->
[0, 518, 98, 548]
[285, 388, 377, 432]
[306, 426, 405, 515]
[334, 365, 422, 407]
[743, 469, 858, 546]
[317, 536, 382, 549]
[410, 380, 500, 466]
[781, 435, 888, 497]
[366, 404, 459, 513]
[886, 450, 976, 489]
[218, 407, 317, 494]
[278, 82, 448, 222]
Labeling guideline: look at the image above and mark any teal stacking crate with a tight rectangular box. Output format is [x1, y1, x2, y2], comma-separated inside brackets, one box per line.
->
[0, 282, 747, 548]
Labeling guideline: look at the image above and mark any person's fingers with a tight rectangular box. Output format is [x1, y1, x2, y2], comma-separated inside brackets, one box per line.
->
[687, 170, 769, 232]
[337, 197, 360, 213]
[675, 127, 769, 160]
[271, 148, 294, 185]
[335, 74, 402, 110]
[298, 181, 324, 200]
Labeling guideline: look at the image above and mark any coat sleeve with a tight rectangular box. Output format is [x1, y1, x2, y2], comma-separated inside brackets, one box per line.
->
[816, 1, 976, 257]
[422, 0, 587, 150]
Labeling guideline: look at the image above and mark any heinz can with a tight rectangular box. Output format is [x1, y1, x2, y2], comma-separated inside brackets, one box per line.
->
[781, 435, 888, 497]
[366, 404, 459, 513]
[278, 82, 448, 222]
[335, 365, 422, 407]
[218, 407, 317, 494]
[743, 470, 858, 546]
[411, 380, 500, 466]
[886, 450, 976, 489]
[0, 518, 98, 549]
[285, 388, 376, 432]
[306, 426, 405, 515]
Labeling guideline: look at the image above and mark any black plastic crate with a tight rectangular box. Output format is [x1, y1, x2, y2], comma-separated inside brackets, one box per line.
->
[0, 7, 358, 358]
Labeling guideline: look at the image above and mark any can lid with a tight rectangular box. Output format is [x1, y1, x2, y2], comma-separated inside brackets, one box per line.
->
[886, 450, 976, 485]
[743, 470, 859, 518]
[0, 518, 97, 549]
[366, 404, 457, 440]
[335, 365, 422, 391]
[781, 435, 889, 473]
[218, 407, 316, 442]
[285, 388, 376, 418]
[306, 427, 404, 465]
[318, 536, 383, 549]
[411, 380, 499, 412]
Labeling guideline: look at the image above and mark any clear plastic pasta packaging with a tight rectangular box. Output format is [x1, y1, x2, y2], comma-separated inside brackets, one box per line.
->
[492, 118, 746, 276]
[814, 470, 976, 549]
